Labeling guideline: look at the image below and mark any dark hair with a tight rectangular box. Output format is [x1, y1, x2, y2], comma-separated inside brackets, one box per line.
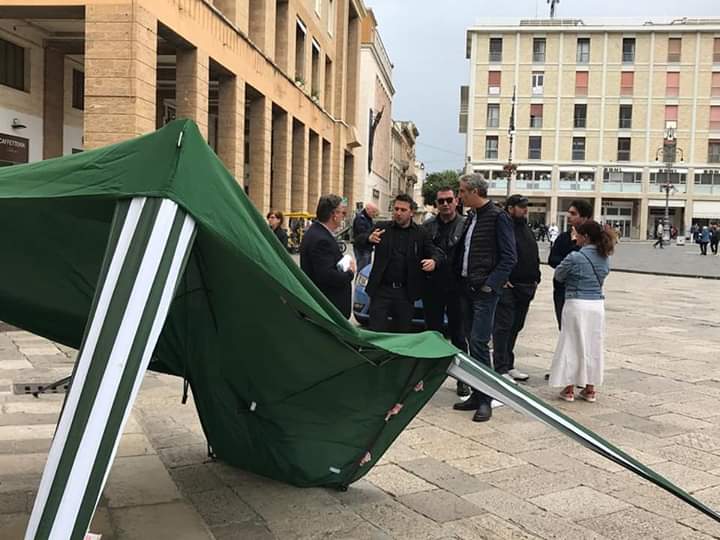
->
[266, 210, 284, 225]
[570, 199, 593, 219]
[393, 193, 417, 211]
[435, 186, 457, 198]
[576, 220, 617, 257]
[316, 194, 343, 222]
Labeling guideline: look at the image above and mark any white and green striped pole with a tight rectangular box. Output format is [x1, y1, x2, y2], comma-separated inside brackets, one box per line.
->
[26, 197, 196, 540]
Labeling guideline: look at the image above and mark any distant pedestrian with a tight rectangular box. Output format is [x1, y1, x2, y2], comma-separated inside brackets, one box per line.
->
[548, 223, 559, 246]
[355, 194, 441, 333]
[549, 221, 616, 403]
[352, 203, 379, 272]
[452, 174, 517, 423]
[267, 210, 289, 251]
[710, 224, 719, 255]
[300, 195, 355, 318]
[492, 195, 540, 383]
[653, 222, 664, 249]
[699, 226, 711, 256]
[422, 187, 469, 396]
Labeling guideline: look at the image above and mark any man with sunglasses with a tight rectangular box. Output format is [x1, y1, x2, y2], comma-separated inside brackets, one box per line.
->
[422, 187, 470, 397]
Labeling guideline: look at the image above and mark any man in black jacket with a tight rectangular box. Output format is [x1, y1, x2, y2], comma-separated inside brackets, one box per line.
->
[356, 193, 441, 332]
[352, 202, 378, 272]
[300, 195, 355, 318]
[422, 187, 470, 396]
[452, 174, 517, 422]
[492, 195, 541, 382]
[548, 199, 592, 328]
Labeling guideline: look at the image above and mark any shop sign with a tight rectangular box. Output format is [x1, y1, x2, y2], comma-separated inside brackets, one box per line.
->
[0, 133, 29, 164]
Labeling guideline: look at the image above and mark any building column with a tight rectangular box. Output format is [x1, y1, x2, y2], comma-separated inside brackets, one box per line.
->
[217, 75, 245, 184]
[291, 121, 309, 212]
[307, 131, 321, 211]
[248, 94, 272, 213]
[43, 47, 64, 158]
[639, 198, 649, 240]
[176, 48, 209, 139]
[321, 139, 332, 196]
[249, 0, 276, 58]
[593, 196, 603, 221]
[549, 195, 559, 227]
[271, 110, 292, 212]
[684, 197, 693, 235]
[214, 0, 249, 34]
[84, 3, 157, 149]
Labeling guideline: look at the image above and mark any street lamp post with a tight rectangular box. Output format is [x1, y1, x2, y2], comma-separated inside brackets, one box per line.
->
[655, 127, 684, 245]
[505, 86, 517, 198]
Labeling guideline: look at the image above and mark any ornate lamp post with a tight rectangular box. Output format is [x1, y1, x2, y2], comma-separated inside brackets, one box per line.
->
[505, 86, 517, 198]
[655, 127, 684, 245]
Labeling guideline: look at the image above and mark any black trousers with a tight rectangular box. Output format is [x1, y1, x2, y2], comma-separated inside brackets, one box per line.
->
[700, 242, 708, 255]
[553, 286, 565, 330]
[422, 286, 467, 352]
[369, 288, 414, 333]
[711, 241, 718, 255]
[492, 285, 536, 374]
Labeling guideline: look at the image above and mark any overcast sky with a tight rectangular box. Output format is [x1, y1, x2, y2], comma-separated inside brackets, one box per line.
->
[364, 0, 719, 173]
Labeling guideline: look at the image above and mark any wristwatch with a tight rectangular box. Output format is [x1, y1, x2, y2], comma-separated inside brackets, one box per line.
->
[480, 285, 493, 293]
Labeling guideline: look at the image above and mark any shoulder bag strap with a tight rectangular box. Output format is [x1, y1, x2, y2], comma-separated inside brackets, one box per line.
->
[578, 251, 603, 287]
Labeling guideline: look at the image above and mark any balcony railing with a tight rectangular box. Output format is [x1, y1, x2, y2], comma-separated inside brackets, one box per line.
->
[602, 182, 641, 193]
[694, 184, 720, 195]
[560, 181, 594, 191]
[515, 180, 551, 190]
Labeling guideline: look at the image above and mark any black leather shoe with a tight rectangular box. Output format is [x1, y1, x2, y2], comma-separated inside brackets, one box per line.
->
[472, 402, 492, 422]
[456, 382, 471, 397]
[453, 394, 479, 411]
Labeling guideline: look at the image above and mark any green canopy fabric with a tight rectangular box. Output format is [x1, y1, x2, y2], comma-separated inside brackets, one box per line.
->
[0, 119, 455, 489]
[1, 120, 717, 539]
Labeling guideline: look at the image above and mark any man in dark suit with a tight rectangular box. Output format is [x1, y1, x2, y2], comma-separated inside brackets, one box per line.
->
[300, 194, 356, 318]
[355, 193, 442, 332]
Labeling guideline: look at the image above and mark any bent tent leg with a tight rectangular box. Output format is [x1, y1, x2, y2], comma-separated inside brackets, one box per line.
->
[448, 353, 720, 523]
[25, 197, 196, 540]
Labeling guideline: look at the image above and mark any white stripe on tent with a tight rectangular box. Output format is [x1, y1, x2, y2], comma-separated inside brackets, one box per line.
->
[89, 213, 196, 521]
[25, 197, 147, 540]
[50, 199, 179, 538]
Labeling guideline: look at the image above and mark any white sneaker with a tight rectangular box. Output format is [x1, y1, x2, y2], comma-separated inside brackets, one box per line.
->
[508, 368, 529, 381]
[501, 373, 517, 384]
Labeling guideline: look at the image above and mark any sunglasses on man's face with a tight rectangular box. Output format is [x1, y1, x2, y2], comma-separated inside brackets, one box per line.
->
[437, 197, 454, 205]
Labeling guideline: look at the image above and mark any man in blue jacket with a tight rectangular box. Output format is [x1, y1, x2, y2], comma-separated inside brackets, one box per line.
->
[452, 174, 517, 422]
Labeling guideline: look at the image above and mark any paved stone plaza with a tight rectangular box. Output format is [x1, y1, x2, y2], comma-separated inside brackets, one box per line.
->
[1, 267, 720, 539]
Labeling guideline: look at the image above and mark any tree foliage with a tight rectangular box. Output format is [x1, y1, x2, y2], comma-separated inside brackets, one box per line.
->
[421, 170, 461, 206]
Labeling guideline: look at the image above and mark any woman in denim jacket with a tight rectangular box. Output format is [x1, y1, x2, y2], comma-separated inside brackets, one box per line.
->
[549, 221, 617, 403]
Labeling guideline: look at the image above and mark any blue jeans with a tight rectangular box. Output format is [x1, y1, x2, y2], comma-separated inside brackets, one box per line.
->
[460, 287, 500, 403]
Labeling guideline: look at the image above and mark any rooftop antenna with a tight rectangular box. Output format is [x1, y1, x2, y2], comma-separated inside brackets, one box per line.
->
[548, 0, 559, 19]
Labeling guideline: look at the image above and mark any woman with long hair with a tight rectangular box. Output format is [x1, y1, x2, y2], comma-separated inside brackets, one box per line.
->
[266, 210, 289, 251]
[549, 220, 617, 403]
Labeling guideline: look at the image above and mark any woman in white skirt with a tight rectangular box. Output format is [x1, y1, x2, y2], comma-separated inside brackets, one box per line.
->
[549, 221, 616, 402]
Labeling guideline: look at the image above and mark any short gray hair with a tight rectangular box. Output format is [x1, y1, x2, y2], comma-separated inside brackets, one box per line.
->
[460, 173, 488, 197]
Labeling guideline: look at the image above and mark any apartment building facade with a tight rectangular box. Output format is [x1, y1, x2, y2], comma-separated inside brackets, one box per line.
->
[0, 0, 368, 215]
[461, 18, 720, 238]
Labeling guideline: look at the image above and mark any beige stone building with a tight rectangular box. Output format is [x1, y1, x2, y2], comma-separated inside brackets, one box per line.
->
[390, 119, 419, 210]
[461, 18, 720, 238]
[356, 9, 393, 213]
[0, 0, 369, 214]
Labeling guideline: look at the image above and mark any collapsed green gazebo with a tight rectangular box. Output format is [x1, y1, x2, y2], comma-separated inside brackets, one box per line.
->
[0, 120, 716, 540]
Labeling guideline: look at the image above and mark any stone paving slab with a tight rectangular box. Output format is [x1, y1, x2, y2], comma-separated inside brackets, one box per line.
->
[3, 268, 720, 538]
